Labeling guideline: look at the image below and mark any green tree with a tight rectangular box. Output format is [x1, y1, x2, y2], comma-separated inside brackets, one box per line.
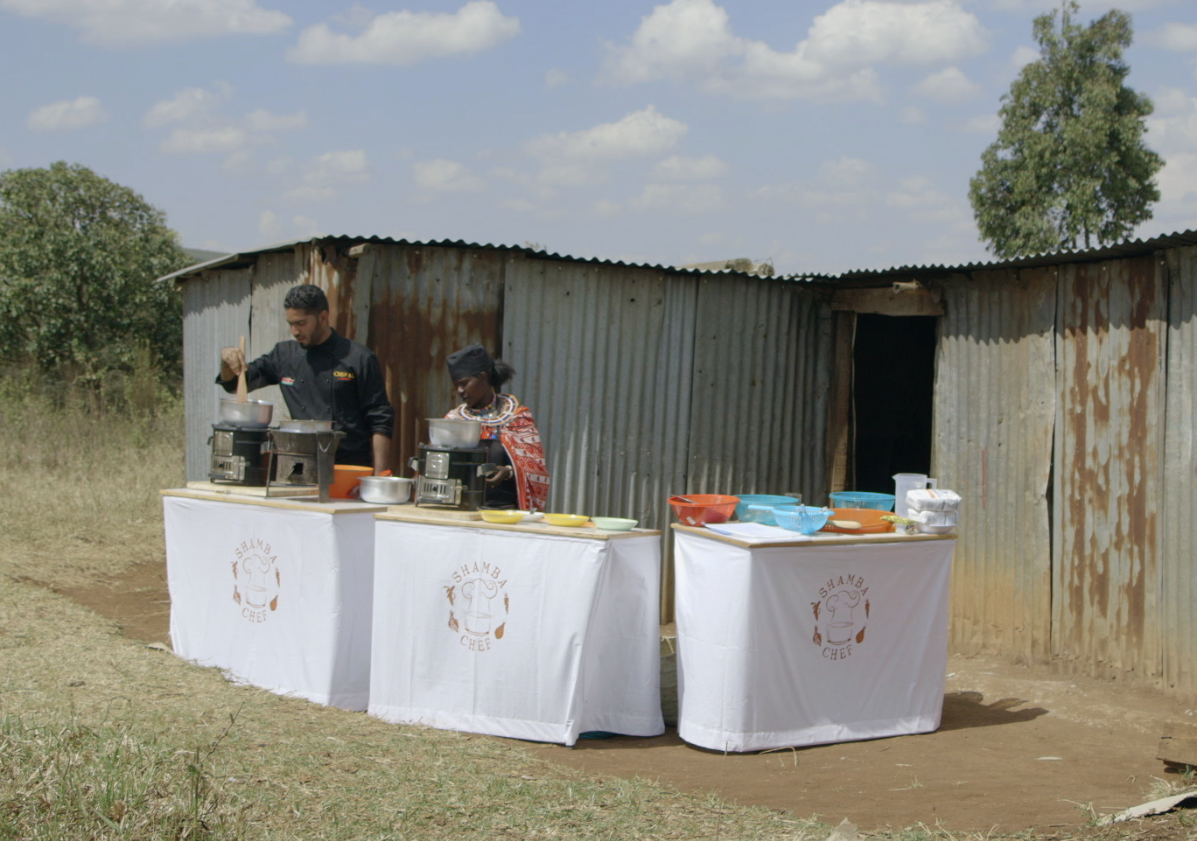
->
[0, 161, 190, 385]
[969, 2, 1162, 259]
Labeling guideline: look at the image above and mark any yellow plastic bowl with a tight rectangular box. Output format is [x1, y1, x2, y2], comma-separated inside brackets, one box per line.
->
[479, 509, 528, 524]
[544, 513, 590, 528]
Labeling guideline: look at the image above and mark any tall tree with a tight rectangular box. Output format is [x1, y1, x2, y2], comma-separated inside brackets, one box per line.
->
[969, 2, 1162, 259]
[0, 161, 190, 383]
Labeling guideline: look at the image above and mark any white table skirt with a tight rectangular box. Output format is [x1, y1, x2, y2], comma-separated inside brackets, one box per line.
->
[369, 518, 665, 746]
[674, 529, 955, 752]
[163, 493, 377, 710]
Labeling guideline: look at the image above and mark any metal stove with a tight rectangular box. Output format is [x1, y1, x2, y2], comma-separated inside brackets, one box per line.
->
[209, 423, 271, 486]
[411, 444, 492, 510]
[267, 429, 345, 502]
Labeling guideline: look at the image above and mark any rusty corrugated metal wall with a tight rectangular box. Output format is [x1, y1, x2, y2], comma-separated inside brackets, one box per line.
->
[182, 240, 502, 480]
[1052, 256, 1166, 682]
[934, 269, 1056, 663]
[1163, 247, 1197, 692]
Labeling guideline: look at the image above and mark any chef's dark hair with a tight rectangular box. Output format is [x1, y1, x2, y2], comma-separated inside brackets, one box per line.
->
[283, 284, 329, 314]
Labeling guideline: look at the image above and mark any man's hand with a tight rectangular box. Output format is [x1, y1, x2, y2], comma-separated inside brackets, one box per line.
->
[220, 347, 247, 381]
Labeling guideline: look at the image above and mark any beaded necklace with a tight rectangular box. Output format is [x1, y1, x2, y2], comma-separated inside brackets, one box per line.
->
[459, 392, 518, 425]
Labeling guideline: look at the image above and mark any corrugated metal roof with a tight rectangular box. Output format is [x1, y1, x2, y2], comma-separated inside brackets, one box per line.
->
[160, 236, 833, 284]
[163, 227, 1197, 287]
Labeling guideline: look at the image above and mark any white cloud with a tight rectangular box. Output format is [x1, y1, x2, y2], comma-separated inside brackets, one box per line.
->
[0, 0, 291, 46]
[146, 86, 307, 165]
[901, 106, 926, 123]
[1010, 45, 1039, 71]
[282, 149, 371, 202]
[259, 210, 284, 241]
[161, 127, 250, 154]
[288, 0, 519, 65]
[545, 68, 569, 87]
[629, 183, 722, 213]
[525, 105, 688, 162]
[292, 215, 322, 237]
[244, 109, 308, 132]
[886, 176, 954, 219]
[27, 96, 108, 132]
[651, 154, 728, 180]
[143, 85, 230, 127]
[1159, 22, 1197, 51]
[605, 0, 988, 102]
[962, 113, 1001, 134]
[820, 156, 874, 188]
[912, 66, 981, 102]
[413, 159, 487, 192]
[1147, 90, 1197, 154]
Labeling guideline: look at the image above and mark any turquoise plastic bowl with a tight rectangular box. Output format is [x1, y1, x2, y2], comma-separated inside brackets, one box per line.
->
[828, 491, 896, 511]
[771, 505, 832, 534]
[736, 494, 801, 525]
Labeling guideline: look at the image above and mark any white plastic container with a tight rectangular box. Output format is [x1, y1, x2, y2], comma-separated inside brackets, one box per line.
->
[906, 489, 962, 513]
[893, 473, 937, 518]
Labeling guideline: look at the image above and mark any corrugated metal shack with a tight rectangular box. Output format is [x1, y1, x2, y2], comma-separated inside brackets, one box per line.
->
[166, 230, 1197, 697]
[830, 230, 1197, 697]
[167, 237, 835, 619]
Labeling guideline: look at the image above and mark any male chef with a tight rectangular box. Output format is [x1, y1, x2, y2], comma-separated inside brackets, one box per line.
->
[217, 284, 394, 473]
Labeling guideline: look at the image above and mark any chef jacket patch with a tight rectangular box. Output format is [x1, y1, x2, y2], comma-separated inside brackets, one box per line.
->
[810, 572, 869, 661]
[444, 561, 509, 652]
[281, 376, 295, 386]
[333, 370, 355, 380]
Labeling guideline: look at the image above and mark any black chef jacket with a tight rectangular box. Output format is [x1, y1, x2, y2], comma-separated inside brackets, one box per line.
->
[218, 330, 394, 467]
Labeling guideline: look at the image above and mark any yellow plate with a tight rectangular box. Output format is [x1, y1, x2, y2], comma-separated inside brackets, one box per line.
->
[544, 513, 590, 527]
[479, 509, 528, 524]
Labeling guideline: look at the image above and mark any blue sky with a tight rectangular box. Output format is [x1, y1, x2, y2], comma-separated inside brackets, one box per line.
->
[2, 0, 1196, 275]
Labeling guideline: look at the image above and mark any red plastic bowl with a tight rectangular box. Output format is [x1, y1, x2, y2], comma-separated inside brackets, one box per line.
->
[669, 494, 741, 526]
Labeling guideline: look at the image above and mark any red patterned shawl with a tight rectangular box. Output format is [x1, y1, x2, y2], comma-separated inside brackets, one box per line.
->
[446, 396, 550, 511]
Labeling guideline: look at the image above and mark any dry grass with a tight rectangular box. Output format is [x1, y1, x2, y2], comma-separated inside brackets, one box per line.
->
[2, 378, 1196, 840]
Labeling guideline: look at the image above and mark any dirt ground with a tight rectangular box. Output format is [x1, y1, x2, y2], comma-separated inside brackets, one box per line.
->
[60, 560, 1197, 834]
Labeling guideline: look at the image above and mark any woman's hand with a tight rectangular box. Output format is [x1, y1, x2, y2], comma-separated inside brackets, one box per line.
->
[486, 465, 514, 486]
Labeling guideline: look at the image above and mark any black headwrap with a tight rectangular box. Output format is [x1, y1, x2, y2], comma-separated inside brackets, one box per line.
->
[447, 343, 494, 381]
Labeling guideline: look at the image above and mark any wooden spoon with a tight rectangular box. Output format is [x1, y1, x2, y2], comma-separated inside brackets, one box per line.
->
[236, 335, 249, 403]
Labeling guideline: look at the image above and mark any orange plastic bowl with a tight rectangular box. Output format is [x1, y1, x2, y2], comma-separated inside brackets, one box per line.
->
[821, 507, 895, 534]
[330, 464, 373, 499]
[669, 494, 741, 526]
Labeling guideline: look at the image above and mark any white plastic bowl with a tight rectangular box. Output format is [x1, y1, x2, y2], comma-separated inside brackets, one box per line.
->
[427, 419, 482, 448]
[917, 523, 956, 535]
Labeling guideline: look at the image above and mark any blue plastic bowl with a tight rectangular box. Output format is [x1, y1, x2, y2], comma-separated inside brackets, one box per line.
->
[736, 494, 801, 525]
[828, 491, 896, 511]
[771, 505, 832, 534]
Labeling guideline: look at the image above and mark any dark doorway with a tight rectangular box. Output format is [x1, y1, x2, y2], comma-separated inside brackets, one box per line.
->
[851, 314, 937, 494]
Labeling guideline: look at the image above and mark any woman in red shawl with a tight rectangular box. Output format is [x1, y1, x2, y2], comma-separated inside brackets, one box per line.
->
[445, 344, 550, 511]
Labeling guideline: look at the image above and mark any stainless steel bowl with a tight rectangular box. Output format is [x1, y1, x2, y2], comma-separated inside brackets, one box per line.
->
[278, 419, 334, 432]
[427, 419, 482, 448]
[219, 397, 274, 427]
[358, 476, 413, 504]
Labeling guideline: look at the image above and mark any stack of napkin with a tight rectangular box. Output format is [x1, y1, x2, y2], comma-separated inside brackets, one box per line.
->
[905, 489, 961, 531]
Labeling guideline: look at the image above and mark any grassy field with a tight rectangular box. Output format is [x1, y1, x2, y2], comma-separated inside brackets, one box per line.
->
[1, 382, 1193, 840]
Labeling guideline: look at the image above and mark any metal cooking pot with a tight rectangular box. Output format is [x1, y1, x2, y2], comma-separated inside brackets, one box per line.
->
[219, 397, 274, 427]
[359, 476, 413, 504]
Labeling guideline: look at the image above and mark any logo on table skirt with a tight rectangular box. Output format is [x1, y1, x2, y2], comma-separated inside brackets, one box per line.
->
[232, 537, 280, 623]
[444, 560, 509, 652]
[810, 573, 869, 661]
